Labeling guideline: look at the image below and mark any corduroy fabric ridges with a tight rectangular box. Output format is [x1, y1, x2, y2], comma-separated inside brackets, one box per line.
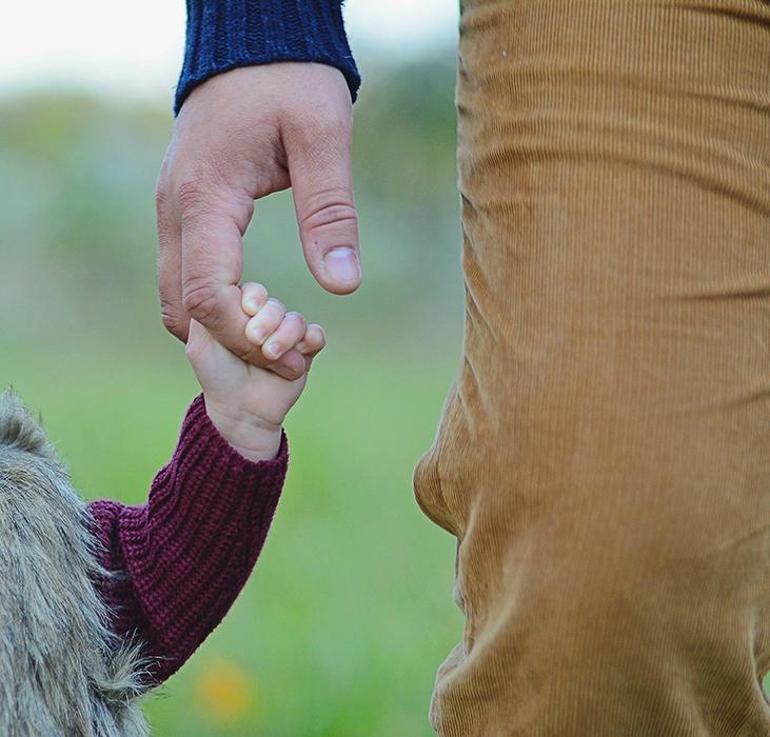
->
[175, 0, 360, 115]
[90, 394, 288, 683]
[413, 0, 770, 734]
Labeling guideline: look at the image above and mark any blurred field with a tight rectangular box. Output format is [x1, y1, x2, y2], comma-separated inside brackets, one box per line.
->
[4, 340, 462, 736]
[4, 40, 770, 734]
[0, 52, 472, 735]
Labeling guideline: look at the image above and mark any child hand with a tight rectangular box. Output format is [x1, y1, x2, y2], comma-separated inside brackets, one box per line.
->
[186, 283, 326, 462]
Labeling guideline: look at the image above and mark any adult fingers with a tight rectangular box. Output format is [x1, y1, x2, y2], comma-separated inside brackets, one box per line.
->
[285, 107, 362, 296]
[179, 187, 305, 380]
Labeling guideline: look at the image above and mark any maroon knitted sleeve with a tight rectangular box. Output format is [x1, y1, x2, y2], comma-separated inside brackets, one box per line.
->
[88, 394, 288, 684]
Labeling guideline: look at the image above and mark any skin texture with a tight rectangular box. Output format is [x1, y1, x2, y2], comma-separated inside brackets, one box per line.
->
[186, 283, 325, 462]
[156, 63, 360, 381]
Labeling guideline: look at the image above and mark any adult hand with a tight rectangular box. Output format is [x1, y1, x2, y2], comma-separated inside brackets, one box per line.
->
[156, 63, 360, 380]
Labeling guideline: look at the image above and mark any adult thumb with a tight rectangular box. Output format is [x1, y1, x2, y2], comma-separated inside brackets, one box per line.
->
[286, 115, 362, 295]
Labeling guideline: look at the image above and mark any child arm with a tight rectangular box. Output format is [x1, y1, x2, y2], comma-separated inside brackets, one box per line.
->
[87, 283, 323, 684]
[88, 394, 288, 684]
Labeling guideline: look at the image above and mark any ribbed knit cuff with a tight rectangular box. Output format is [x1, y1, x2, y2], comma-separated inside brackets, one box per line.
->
[121, 392, 289, 562]
[181, 392, 289, 477]
[175, 0, 360, 115]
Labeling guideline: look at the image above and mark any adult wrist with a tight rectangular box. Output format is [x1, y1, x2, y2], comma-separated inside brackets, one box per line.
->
[175, 0, 361, 115]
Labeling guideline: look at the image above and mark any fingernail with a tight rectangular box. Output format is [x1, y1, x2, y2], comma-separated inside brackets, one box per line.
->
[248, 325, 266, 345]
[244, 298, 258, 314]
[263, 340, 282, 359]
[323, 247, 361, 285]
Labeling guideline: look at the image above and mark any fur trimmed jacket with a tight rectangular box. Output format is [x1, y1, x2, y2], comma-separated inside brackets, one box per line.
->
[0, 392, 288, 736]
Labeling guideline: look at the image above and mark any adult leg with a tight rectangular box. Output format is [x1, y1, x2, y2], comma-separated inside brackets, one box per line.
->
[414, 1, 770, 734]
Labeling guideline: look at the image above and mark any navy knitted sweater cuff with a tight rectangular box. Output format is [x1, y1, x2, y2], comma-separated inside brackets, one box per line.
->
[175, 0, 360, 115]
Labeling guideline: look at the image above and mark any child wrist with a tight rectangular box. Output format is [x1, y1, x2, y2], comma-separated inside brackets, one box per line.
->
[203, 397, 283, 462]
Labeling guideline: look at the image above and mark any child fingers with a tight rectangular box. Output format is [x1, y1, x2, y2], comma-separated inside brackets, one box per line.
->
[241, 282, 269, 317]
[296, 324, 326, 357]
[299, 325, 326, 374]
[245, 297, 287, 346]
[262, 311, 308, 361]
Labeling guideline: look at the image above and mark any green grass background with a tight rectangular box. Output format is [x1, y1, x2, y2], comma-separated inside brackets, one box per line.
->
[0, 51, 471, 735]
[4, 339, 463, 736]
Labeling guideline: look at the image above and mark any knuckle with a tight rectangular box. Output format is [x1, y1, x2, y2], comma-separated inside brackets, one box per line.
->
[176, 177, 222, 224]
[155, 158, 172, 205]
[235, 344, 264, 365]
[181, 280, 221, 325]
[314, 112, 350, 143]
[299, 192, 358, 234]
[160, 311, 181, 336]
[160, 304, 185, 339]
[155, 182, 179, 241]
[177, 178, 205, 208]
[313, 97, 352, 131]
[289, 102, 350, 142]
[154, 183, 169, 217]
[156, 216, 178, 251]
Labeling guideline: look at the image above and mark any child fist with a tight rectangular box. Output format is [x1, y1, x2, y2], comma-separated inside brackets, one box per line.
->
[186, 283, 326, 462]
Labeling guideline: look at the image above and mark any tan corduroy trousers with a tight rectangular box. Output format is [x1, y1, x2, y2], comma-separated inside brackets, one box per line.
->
[413, 1, 770, 734]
